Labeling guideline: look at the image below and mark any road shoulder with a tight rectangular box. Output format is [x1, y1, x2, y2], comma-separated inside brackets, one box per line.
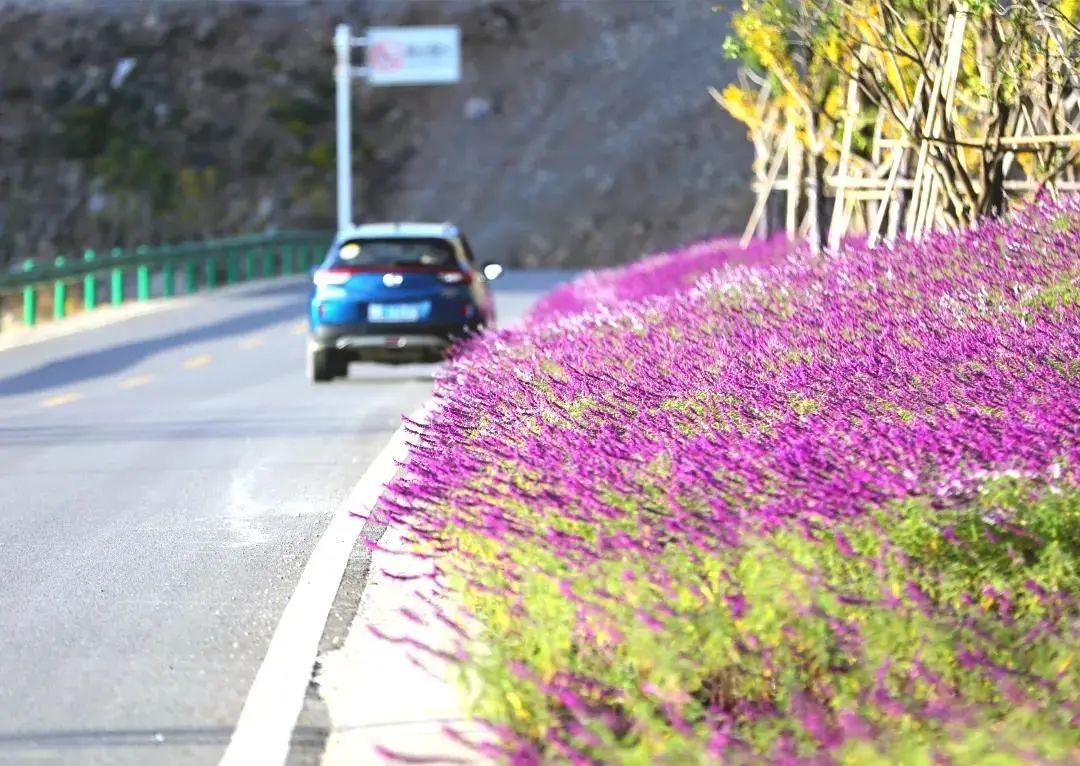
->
[314, 519, 483, 765]
[0, 276, 310, 354]
[222, 409, 420, 766]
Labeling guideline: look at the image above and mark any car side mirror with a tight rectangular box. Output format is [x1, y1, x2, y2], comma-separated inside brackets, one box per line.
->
[482, 262, 504, 281]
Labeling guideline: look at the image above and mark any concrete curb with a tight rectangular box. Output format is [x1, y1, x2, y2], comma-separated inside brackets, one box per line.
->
[316, 411, 488, 765]
[317, 527, 485, 765]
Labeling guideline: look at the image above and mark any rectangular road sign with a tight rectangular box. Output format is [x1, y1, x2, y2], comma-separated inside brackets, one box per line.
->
[365, 26, 461, 86]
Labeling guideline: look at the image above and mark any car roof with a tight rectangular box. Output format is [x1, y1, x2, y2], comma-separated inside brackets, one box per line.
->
[337, 222, 460, 241]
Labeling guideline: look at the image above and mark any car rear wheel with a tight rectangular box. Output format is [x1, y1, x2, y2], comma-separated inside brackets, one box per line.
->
[308, 346, 347, 383]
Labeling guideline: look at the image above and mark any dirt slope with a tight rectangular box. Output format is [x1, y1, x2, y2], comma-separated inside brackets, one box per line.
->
[0, 0, 750, 267]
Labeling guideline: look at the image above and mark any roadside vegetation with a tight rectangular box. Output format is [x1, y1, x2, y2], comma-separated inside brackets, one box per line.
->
[718, 0, 1078, 251]
[379, 195, 1080, 763]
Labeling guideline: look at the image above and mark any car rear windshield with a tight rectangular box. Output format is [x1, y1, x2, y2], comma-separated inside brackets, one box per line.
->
[332, 238, 458, 269]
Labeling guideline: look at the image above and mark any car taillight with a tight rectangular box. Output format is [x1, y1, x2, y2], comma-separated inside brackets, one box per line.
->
[437, 270, 472, 285]
[313, 269, 353, 287]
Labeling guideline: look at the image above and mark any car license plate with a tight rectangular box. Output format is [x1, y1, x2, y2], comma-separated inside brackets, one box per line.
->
[367, 301, 430, 323]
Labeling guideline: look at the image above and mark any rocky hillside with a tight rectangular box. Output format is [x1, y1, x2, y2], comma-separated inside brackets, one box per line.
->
[0, 0, 751, 268]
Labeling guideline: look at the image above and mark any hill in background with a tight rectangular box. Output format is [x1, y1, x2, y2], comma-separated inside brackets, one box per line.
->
[0, 0, 750, 268]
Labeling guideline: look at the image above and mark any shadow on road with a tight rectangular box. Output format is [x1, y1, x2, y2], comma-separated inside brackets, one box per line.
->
[0, 301, 304, 397]
[0, 415, 401, 446]
[235, 278, 313, 299]
[0, 724, 325, 751]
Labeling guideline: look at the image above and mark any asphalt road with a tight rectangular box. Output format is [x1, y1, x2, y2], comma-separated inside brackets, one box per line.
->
[0, 271, 567, 765]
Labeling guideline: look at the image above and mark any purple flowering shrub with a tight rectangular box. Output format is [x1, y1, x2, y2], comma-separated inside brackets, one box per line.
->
[378, 196, 1080, 763]
[530, 234, 790, 319]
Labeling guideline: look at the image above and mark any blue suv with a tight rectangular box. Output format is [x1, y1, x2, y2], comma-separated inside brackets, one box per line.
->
[307, 222, 502, 381]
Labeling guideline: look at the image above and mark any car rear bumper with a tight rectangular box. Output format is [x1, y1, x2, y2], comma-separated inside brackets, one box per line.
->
[331, 333, 449, 351]
[311, 322, 480, 346]
[310, 321, 482, 363]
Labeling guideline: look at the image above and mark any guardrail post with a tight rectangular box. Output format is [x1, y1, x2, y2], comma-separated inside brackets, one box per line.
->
[54, 280, 67, 319]
[17, 260, 36, 326]
[137, 264, 150, 301]
[53, 256, 68, 320]
[162, 262, 174, 297]
[110, 248, 124, 306]
[245, 248, 256, 281]
[157, 246, 173, 298]
[261, 245, 272, 278]
[23, 285, 37, 326]
[185, 260, 198, 294]
[135, 246, 151, 301]
[83, 250, 97, 310]
[205, 255, 218, 289]
[279, 244, 288, 275]
[226, 249, 238, 284]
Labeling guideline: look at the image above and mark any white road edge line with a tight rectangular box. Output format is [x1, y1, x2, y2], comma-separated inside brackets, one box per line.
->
[220, 406, 425, 766]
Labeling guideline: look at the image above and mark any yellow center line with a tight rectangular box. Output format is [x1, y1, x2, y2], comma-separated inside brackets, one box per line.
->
[119, 374, 154, 390]
[184, 354, 213, 370]
[41, 392, 83, 408]
[238, 336, 266, 350]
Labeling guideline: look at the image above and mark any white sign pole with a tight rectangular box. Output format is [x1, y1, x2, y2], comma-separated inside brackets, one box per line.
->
[333, 24, 353, 232]
[332, 25, 460, 236]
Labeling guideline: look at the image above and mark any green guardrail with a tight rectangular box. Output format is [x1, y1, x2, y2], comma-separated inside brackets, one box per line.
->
[0, 230, 333, 330]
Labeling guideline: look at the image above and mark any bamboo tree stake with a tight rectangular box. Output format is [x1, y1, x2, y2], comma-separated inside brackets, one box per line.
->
[785, 119, 801, 241]
[905, 13, 957, 238]
[863, 26, 940, 246]
[741, 128, 790, 247]
[915, 13, 967, 237]
[828, 50, 864, 251]
[867, 70, 927, 247]
[754, 103, 781, 239]
[904, 14, 956, 237]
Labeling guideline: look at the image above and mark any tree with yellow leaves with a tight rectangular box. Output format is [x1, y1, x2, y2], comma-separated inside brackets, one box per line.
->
[722, 0, 849, 251]
[721, 0, 1079, 242]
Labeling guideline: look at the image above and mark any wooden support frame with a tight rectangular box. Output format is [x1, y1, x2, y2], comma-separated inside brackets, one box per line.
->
[721, 9, 1078, 250]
